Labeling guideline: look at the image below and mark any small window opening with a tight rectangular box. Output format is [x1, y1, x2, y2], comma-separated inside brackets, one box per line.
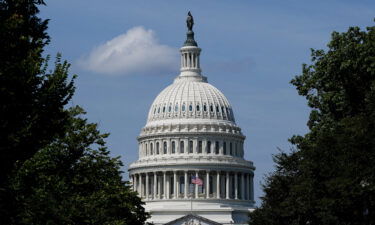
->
[180, 141, 184, 153]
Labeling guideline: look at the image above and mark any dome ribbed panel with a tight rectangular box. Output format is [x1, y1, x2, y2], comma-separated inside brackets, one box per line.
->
[147, 79, 235, 124]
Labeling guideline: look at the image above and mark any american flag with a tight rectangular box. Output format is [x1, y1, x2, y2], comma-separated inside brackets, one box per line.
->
[191, 176, 203, 186]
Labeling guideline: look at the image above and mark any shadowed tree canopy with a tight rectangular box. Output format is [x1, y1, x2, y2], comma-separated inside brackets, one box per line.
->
[1, 0, 149, 224]
[0, 0, 75, 186]
[9, 107, 149, 225]
[249, 20, 375, 225]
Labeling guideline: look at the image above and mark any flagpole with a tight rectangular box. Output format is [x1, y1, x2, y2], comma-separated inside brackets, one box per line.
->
[190, 193, 193, 214]
[190, 182, 193, 215]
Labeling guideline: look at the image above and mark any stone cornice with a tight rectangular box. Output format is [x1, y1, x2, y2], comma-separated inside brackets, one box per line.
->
[128, 156, 255, 172]
[138, 131, 245, 141]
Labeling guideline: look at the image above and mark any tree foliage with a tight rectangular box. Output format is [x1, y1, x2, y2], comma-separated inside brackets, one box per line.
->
[0, 0, 75, 186]
[1, 0, 149, 224]
[9, 107, 148, 225]
[249, 21, 375, 225]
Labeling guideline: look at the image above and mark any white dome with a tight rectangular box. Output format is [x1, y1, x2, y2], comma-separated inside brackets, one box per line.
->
[129, 24, 255, 225]
[147, 76, 235, 124]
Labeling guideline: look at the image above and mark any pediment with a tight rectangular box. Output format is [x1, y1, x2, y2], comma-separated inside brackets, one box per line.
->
[164, 214, 222, 225]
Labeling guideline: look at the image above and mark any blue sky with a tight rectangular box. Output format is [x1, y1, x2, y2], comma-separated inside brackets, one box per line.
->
[40, 0, 375, 205]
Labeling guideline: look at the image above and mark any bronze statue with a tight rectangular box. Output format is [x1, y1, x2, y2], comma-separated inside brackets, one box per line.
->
[186, 11, 194, 31]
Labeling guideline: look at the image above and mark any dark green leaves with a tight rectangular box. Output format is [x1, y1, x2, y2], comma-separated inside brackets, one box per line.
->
[250, 20, 375, 225]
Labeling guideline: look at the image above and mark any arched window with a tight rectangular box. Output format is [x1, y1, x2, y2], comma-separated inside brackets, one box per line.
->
[210, 105, 213, 112]
[156, 142, 160, 154]
[145, 143, 148, 155]
[196, 105, 200, 111]
[215, 141, 219, 154]
[172, 141, 176, 153]
[189, 104, 193, 112]
[150, 143, 153, 155]
[221, 106, 225, 114]
[207, 141, 211, 154]
[198, 141, 202, 153]
[189, 141, 193, 153]
[203, 104, 207, 112]
[223, 142, 227, 155]
[163, 142, 167, 154]
[180, 141, 184, 153]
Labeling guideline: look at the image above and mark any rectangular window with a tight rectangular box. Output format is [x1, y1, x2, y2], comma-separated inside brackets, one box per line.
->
[189, 141, 193, 153]
[230, 142, 233, 155]
[207, 141, 211, 153]
[215, 141, 219, 154]
[163, 142, 167, 154]
[223, 142, 226, 155]
[180, 141, 184, 153]
[198, 141, 202, 153]
[172, 141, 175, 153]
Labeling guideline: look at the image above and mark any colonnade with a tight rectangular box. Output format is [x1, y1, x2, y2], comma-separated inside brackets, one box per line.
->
[181, 51, 200, 69]
[130, 170, 254, 201]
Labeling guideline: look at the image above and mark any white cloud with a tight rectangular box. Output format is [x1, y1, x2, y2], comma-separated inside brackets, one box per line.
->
[78, 26, 178, 75]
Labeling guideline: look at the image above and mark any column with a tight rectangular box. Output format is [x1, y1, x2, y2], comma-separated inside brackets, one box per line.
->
[245, 174, 249, 200]
[250, 173, 254, 201]
[167, 173, 170, 199]
[173, 171, 177, 199]
[158, 175, 161, 199]
[176, 173, 180, 199]
[241, 173, 245, 200]
[195, 171, 199, 198]
[206, 171, 210, 198]
[181, 53, 183, 68]
[133, 174, 137, 193]
[216, 171, 220, 199]
[163, 171, 167, 199]
[153, 172, 157, 199]
[146, 173, 149, 199]
[140, 174, 143, 198]
[184, 171, 188, 199]
[195, 54, 198, 68]
[226, 172, 230, 199]
[235, 172, 238, 199]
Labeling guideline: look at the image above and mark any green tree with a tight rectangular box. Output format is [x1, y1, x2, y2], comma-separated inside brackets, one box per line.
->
[10, 107, 149, 225]
[249, 21, 375, 225]
[0, 0, 75, 186]
[1, 1, 149, 224]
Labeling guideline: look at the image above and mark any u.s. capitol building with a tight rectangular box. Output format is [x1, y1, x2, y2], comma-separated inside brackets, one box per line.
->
[129, 12, 255, 225]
